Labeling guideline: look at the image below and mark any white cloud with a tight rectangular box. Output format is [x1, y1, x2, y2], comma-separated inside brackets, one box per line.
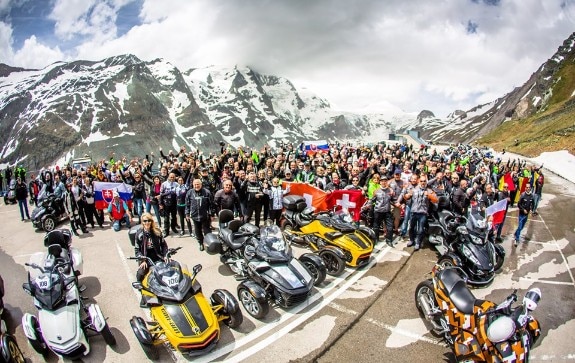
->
[2, 0, 575, 116]
[12, 35, 64, 68]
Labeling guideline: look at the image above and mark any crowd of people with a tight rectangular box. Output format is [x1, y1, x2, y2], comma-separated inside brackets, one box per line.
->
[0, 140, 544, 250]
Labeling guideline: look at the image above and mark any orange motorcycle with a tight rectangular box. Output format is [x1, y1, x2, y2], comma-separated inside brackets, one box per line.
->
[415, 265, 542, 362]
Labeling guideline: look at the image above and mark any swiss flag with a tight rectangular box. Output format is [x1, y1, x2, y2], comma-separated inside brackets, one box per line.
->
[282, 182, 327, 210]
[486, 199, 508, 227]
[325, 190, 366, 222]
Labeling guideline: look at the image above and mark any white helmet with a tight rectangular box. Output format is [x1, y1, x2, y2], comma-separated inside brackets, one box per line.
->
[487, 316, 516, 343]
[523, 288, 542, 311]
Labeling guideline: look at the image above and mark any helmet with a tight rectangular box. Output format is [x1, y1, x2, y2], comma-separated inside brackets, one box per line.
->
[523, 288, 541, 311]
[486, 316, 516, 343]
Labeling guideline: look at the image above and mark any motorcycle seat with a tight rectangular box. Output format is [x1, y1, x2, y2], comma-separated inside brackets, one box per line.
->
[438, 268, 477, 315]
[221, 229, 245, 250]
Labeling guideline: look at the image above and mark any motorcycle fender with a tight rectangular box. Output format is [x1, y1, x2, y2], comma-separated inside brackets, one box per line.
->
[357, 226, 376, 244]
[237, 281, 267, 304]
[88, 304, 106, 332]
[21, 313, 39, 340]
[443, 252, 462, 266]
[494, 243, 506, 259]
[212, 289, 241, 315]
[299, 253, 326, 271]
[319, 245, 346, 261]
[130, 316, 154, 345]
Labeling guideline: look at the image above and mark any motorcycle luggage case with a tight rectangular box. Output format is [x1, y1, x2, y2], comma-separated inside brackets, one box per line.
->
[204, 233, 222, 255]
[128, 225, 141, 246]
[283, 195, 307, 212]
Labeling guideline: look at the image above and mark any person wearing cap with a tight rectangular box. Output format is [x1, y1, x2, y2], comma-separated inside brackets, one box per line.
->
[370, 176, 394, 247]
[107, 190, 132, 232]
[282, 169, 295, 182]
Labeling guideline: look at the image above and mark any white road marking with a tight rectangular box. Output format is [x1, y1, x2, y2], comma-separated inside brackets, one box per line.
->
[538, 214, 575, 288]
[193, 245, 395, 363]
[519, 277, 574, 286]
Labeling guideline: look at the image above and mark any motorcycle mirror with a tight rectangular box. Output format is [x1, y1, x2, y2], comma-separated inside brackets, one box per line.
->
[22, 282, 34, 296]
[132, 282, 144, 290]
[193, 264, 202, 275]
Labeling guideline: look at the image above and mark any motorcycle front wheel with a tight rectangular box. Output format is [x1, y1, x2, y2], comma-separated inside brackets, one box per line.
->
[319, 250, 345, 276]
[238, 287, 269, 319]
[100, 323, 116, 346]
[42, 216, 56, 232]
[2, 335, 25, 363]
[300, 256, 327, 286]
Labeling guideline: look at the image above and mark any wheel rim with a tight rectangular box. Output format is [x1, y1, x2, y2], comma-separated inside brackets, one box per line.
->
[417, 285, 435, 311]
[8, 340, 25, 363]
[239, 289, 260, 316]
[44, 218, 55, 231]
[440, 259, 455, 268]
[322, 253, 340, 273]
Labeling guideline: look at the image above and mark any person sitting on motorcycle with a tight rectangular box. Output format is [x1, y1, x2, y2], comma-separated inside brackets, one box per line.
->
[107, 191, 132, 231]
[52, 174, 67, 215]
[134, 212, 168, 283]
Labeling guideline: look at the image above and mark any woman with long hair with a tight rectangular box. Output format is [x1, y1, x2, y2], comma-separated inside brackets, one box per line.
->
[134, 212, 167, 283]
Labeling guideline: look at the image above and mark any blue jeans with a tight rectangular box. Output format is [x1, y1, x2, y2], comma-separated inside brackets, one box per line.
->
[409, 212, 427, 246]
[514, 213, 529, 241]
[112, 214, 131, 232]
[18, 199, 30, 220]
[146, 201, 162, 226]
[532, 193, 541, 213]
[133, 198, 144, 220]
[400, 204, 411, 236]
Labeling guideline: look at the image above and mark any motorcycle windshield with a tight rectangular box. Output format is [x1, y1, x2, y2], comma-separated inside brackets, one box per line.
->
[148, 261, 192, 302]
[33, 273, 65, 310]
[255, 225, 291, 263]
[326, 209, 356, 232]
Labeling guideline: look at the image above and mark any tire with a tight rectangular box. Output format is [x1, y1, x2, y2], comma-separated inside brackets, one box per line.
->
[437, 255, 458, 269]
[3, 335, 25, 363]
[238, 287, 269, 319]
[494, 248, 505, 272]
[140, 342, 159, 360]
[100, 323, 116, 346]
[414, 280, 435, 317]
[28, 336, 48, 357]
[211, 290, 243, 329]
[43, 216, 56, 232]
[300, 256, 326, 286]
[319, 249, 345, 276]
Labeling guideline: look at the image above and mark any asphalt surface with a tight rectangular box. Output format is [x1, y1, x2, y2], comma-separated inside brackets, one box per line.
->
[0, 168, 573, 363]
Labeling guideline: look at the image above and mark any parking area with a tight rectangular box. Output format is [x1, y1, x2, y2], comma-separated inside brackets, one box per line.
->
[0, 170, 573, 362]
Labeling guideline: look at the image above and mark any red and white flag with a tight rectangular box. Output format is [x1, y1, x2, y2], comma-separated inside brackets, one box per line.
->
[486, 199, 507, 226]
[325, 190, 366, 222]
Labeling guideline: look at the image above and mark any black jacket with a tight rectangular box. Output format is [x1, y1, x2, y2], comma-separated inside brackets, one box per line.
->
[517, 192, 534, 215]
[185, 187, 213, 221]
[134, 228, 168, 262]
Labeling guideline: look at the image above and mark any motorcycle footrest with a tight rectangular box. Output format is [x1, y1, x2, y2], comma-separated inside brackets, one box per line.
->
[234, 276, 247, 281]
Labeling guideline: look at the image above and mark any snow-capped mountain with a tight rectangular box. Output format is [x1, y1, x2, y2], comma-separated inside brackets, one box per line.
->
[0, 55, 408, 170]
[404, 32, 575, 144]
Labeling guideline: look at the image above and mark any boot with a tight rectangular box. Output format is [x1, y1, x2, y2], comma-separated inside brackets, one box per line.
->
[70, 220, 80, 237]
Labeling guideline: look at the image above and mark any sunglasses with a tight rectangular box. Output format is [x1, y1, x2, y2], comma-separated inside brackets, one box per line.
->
[142, 220, 152, 223]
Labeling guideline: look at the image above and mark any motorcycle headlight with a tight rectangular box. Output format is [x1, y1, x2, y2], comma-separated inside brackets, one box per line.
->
[487, 316, 516, 343]
[461, 245, 481, 265]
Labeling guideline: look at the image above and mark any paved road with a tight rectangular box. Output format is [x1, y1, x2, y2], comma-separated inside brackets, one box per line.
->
[0, 169, 573, 362]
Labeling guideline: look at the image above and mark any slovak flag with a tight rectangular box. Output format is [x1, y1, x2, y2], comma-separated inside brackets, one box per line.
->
[303, 140, 329, 155]
[93, 182, 133, 210]
[486, 199, 508, 227]
[325, 190, 366, 222]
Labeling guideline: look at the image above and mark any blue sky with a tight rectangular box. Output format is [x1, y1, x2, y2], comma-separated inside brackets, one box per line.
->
[1, 0, 574, 118]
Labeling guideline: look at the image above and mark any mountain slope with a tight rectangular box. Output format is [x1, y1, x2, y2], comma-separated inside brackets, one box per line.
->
[0, 56, 406, 170]
[406, 32, 575, 150]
